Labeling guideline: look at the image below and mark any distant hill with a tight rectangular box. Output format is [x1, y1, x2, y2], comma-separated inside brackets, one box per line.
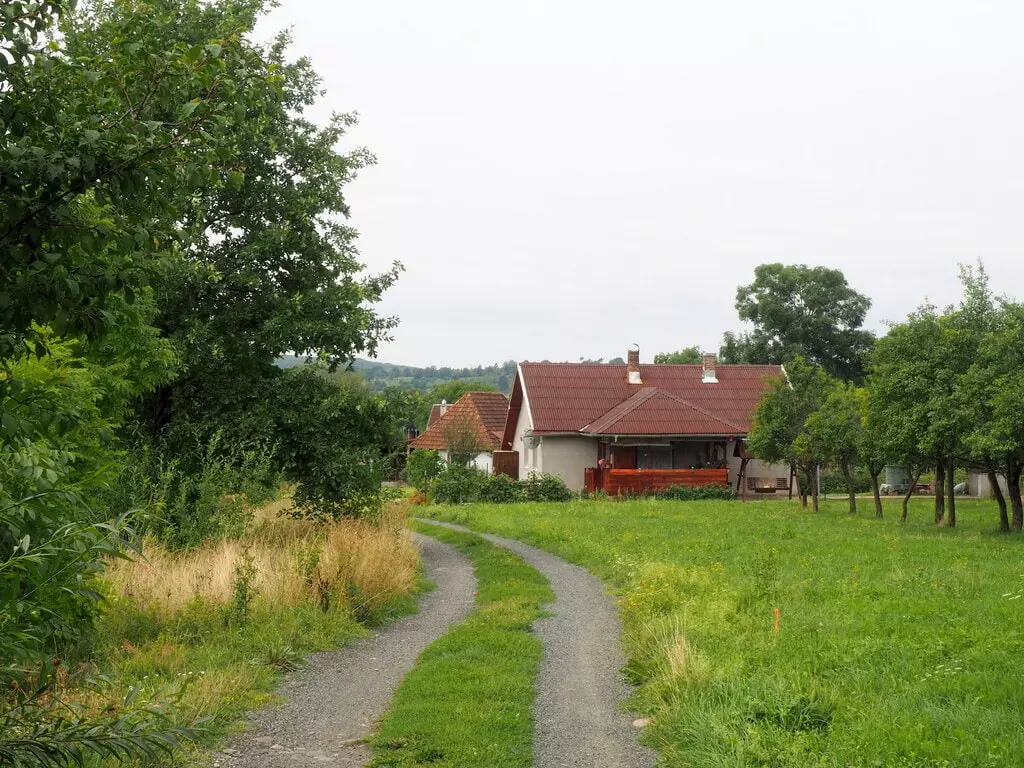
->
[274, 356, 518, 393]
[275, 355, 626, 394]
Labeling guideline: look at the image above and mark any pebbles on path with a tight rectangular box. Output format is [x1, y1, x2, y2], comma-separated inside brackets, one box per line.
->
[210, 533, 476, 768]
[420, 519, 656, 768]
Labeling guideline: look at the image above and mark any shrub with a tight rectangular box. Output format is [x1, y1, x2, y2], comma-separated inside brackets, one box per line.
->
[520, 472, 573, 502]
[431, 465, 489, 505]
[480, 473, 525, 503]
[406, 449, 445, 493]
[655, 484, 737, 501]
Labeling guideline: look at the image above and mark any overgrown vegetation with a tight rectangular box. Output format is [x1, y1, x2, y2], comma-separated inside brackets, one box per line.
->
[84, 500, 419, 765]
[424, 497, 1024, 767]
[1, 0, 407, 761]
[371, 522, 553, 768]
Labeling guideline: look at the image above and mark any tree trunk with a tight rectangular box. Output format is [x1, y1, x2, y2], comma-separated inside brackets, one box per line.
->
[987, 469, 1009, 533]
[1008, 458, 1023, 533]
[945, 457, 956, 528]
[811, 465, 820, 513]
[842, 460, 857, 515]
[901, 466, 921, 523]
[870, 469, 883, 518]
[934, 460, 945, 525]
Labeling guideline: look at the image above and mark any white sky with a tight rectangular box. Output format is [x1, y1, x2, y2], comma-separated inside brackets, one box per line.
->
[259, 1, 1024, 367]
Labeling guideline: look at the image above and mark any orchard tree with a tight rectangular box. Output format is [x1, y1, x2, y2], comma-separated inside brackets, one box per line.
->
[654, 347, 702, 364]
[961, 300, 1024, 531]
[747, 356, 834, 511]
[804, 382, 862, 515]
[724, 264, 874, 381]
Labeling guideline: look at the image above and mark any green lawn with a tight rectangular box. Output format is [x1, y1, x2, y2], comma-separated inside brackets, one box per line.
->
[371, 521, 554, 768]
[423, 498, 1024, 768]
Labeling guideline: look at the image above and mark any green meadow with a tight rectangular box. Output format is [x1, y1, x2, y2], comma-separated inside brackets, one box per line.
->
[424, 498, 1024, 768]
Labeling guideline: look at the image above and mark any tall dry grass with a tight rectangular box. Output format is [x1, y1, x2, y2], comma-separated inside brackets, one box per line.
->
[105, 500, 419, 618]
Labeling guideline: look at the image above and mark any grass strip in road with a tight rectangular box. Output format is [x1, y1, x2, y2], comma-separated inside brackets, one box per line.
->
[370, 520, 554, 768]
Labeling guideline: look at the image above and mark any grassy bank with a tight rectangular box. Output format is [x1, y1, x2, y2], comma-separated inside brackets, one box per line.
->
[371, 521, 554, 768]
[70, 501, 420, 766]
[424, 498, 1024, 767]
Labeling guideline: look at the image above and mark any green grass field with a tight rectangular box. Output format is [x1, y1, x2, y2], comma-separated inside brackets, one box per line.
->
[423, 498, 1024, 768]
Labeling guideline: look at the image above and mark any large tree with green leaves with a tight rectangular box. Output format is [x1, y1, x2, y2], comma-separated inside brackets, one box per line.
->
[722, 264, 874, 381]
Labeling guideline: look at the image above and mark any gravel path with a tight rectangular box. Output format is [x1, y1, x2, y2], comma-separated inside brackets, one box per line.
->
[209, 533, 476, 768]
[420, 519, 656, 768]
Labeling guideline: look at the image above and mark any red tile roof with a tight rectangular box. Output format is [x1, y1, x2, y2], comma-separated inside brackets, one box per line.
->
[581, 388, 746, 435]
[517, 363, 781, 436]
[426, 404, 443, 428]
[409, 391, 510, 451]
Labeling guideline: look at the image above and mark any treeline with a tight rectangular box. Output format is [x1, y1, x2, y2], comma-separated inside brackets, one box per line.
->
[1, 0, 404, 761]
[746, 266, 1024, 532]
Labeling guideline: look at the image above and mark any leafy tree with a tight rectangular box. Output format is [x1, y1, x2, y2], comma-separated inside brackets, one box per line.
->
[724, 264, 874, 381]
[746, 356, 834, 511]
[869, 264, 996, 527]
[2, 0, 259, 363]
[654, 347, 702, 364]
[441, 411, 488, 467]
[960, 300, 1024, 531]
[804, 382, 862, 514]
[406, 449, 445, 493]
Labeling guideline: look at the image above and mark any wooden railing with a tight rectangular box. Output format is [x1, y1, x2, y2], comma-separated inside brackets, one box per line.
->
[585, 468, 729, 495]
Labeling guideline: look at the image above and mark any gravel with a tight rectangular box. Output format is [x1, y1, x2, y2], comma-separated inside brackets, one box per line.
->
[209, 533, 476, 768]
[420, 520, 656, 768]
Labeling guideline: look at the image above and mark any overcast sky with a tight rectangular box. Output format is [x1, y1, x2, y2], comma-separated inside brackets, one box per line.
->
[259, 1, 1024, 368]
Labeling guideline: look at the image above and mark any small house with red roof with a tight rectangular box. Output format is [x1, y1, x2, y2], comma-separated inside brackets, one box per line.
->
[408, 391, 510, 473]
[501, 347, 790, 494]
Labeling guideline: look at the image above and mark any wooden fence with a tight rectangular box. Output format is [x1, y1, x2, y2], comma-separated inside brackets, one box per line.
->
[584, 468, 729, 495]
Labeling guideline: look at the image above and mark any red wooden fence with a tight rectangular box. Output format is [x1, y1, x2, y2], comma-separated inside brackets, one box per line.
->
[585, 468, 729, 495]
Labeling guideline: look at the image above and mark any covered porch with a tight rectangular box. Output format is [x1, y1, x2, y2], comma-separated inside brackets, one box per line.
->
[585, 436, 734, 495]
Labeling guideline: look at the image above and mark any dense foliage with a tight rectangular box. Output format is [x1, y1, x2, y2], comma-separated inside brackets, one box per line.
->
[1, 0, 404, 761]
[746, 264, 1024, 531]
[720, 263, 875, 381]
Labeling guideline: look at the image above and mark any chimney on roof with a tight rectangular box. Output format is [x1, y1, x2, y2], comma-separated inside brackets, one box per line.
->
[627, 345, 642, 385]
[702, 353, 718, 383]
[439, 399, 450, 416]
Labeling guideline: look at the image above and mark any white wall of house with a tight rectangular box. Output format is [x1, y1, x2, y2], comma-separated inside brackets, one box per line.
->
[511, 395, 535, 478]
[439, 450, 493, 474]
[536, 436, 599, 491]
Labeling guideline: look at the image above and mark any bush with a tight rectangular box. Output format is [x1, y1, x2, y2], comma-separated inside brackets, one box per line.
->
[520, 472, 573, 502]
[480, 473, 525, 503]
[431, 465, 490, 505]
[430, 468, 574, 505]
[655, 484, 737, 501]
[406, 449, 445, 493]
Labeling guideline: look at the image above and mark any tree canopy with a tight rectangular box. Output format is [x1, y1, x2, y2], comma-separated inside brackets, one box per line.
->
[722, 264, 874, 381]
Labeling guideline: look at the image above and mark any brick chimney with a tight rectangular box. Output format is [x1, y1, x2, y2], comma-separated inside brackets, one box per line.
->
[627, 345, 642, 385]
[702, 353, 718, 383]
